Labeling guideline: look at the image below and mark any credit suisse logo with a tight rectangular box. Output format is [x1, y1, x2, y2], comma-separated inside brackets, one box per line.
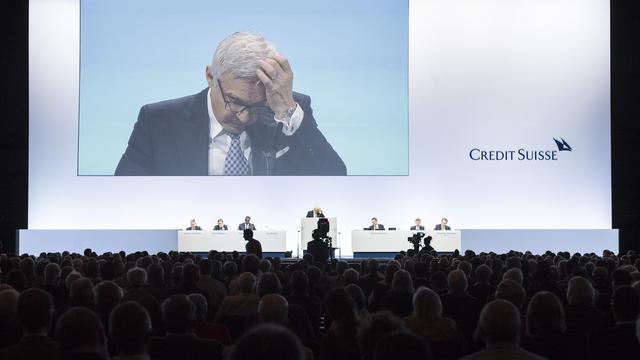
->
[469, 138, 572, 161]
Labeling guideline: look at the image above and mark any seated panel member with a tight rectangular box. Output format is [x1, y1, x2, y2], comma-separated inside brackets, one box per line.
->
[238, 216, 256, 230]
[186, 219, 202, 231]
[114, 31, 346, 176]
[434, 217, 451, 230]
[410, 218, 425, 231]
[213, 219, 228, 230]
[367, 217, 385, 231]
[306, 206, 325, 218]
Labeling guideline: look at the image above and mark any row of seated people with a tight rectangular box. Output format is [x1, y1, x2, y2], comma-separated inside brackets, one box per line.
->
[0, 248, 639, 359]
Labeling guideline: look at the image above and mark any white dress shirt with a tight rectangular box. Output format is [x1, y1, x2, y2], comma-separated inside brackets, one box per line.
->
[207, 88, 304, 175]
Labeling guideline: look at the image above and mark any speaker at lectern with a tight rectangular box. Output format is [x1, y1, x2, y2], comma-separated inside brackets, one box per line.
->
[301, 217, 337, 246]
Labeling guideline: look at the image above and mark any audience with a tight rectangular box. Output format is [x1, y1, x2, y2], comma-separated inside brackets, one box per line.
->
[0, 248, 639, 360]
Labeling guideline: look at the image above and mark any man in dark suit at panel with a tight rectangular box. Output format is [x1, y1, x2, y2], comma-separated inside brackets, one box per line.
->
[186, 219, 202, 230]
[115, 31, 346, 176]
[367, 217, 385, 230]
[410, 218, 425, 230]
[434, 217, 451, 230]
[238, 216, 256, 230]
[213, 219, 228, 230]
[306, 206, 325, 218]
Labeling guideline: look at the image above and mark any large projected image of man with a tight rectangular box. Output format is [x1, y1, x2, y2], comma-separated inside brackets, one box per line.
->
[115, 32, 346, 176]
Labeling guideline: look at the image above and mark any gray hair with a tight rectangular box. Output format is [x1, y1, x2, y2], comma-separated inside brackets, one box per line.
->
[127, 267, 147, 288]
[412, 287, 442, 320]
[392, 269, 414, 293]
[210, 31, 277, 80]
[567, 276, 595, 305]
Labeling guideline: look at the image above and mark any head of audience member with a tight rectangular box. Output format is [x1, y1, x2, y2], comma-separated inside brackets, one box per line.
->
[503, 268, 524, 285]
[359, 311, 405, 360]
[0, 289, 20, 327]
[474, 300, 521, 346]
[345, 284, 368, 315]
[243, 229, 254, 241]
[231, 324, 304, 360]
[457, 261, 472, 277]
[611, 285, 640, 323]
[258, 293, 288, 324]
[198, 259, 212, 278]
[70, 277, 95, 308]
[612, 268, 633, 288]
[256, 272, 281, 297]
[56, 307, 107, 358]
[95, 280, 123, 314]
[373, 332, 433, 360]
[526, 291, 566, 336]
[343, 268, 360, 286]
[366, 259, 380, 276]
[495, 279, 526, 310]
[259, 259, 271, 274]
[109, 302, 151, 357]
[223, 261, 238, 279]
[188, 293, 209, 322]
[392, 269, 415, 293]
[6, 269, 27, 291]
[567, 276, 595, 305]
[412, 286, 443, 321]
[181, 263, 200, 287]
[127, 267, 147, 289]
[65, 271, 83, 291]
[242, 254, 260, 274]
[447, 269, 468, 296]
[325, 288, 356, 327]
[238, 272, 257, 295]
[146, 263, 164, 286]
[161, 294, 196, 334]
[290, 270, 309, 295]
[475, 264, 493, 285]
[44, 262, 61, 285]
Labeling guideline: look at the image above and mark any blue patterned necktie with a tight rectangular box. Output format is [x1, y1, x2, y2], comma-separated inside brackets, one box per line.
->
[224, 132, 250, 176]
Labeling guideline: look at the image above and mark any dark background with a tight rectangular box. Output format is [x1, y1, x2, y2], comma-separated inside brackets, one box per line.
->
[1, 1, 638, 254]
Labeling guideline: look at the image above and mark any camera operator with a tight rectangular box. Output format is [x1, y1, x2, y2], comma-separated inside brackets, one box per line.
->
[306, 218, 331, 264]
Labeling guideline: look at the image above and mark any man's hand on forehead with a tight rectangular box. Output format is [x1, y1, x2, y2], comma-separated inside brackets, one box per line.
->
[256, 53, 296, 118]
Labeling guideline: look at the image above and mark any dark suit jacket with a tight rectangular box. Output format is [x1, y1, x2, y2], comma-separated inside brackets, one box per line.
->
[434, 224, 451, 230]
[367, 224, 385, 230]
[306, 210, 325, 218]
[238, 223, 256, 230]
[410, 225, 425, 230]
[588, 323, 640, 359]
[213, 225, 228, 230]
[186, 226, 202, 230]
[115, 88, 346, 176]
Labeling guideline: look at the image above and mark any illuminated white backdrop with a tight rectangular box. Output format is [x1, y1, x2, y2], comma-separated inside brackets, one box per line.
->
[29, 0, 611, 255]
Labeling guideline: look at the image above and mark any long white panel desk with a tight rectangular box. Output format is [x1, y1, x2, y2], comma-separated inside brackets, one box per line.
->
[177, 230, 286, 252]
[351, 230, 461, 253]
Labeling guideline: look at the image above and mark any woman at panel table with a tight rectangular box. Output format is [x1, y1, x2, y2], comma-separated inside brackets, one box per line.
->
[213, 218, 228, 230]
[186, 219, 202, 231]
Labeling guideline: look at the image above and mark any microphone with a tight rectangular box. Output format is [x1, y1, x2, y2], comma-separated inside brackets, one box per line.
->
[263, 121, 284, 175]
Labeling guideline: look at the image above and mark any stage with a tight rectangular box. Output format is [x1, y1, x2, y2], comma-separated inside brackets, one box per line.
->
[17, 228, 619, 258]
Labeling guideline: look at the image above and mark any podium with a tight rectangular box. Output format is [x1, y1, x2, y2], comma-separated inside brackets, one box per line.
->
[300, 217, 337, 248]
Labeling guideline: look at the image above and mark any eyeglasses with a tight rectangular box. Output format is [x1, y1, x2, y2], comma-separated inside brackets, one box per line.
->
[217, 78, 269, 115]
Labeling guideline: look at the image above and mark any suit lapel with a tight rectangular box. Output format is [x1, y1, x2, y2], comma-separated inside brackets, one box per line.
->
[175, 88, 210, 175]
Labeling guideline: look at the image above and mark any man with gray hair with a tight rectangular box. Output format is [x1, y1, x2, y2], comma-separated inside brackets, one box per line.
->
[462, 300, 545, 360]
[116, 31, 346, 176]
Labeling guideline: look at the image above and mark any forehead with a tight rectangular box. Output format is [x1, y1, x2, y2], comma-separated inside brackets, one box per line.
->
[219, 73, 265, 101]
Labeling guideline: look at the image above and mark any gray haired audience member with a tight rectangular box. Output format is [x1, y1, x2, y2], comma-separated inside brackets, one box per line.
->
[463, 300, 545, 360]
